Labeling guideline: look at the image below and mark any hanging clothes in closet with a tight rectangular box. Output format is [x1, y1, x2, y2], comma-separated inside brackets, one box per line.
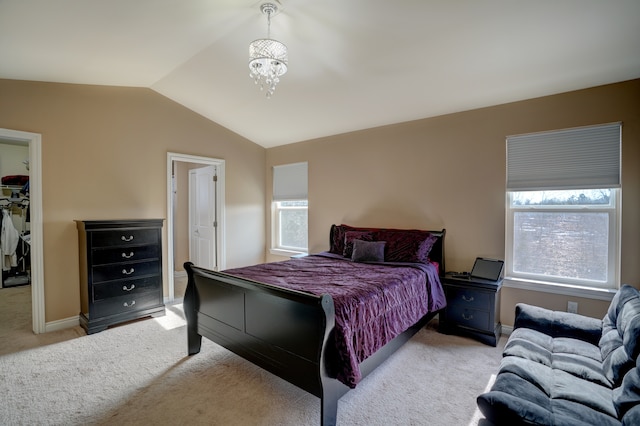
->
[1, 208, 19, 271]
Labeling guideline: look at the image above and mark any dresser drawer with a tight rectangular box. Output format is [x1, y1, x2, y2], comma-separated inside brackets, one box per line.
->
[446, 287, 491, 312]
[446, 306, 491, 331]
[93, 276, 161, 301]
[91, 244, 159, 265]
[91, 228, 159, 248]
[91, 260, 161, 283]
[91, 291, 163, 319]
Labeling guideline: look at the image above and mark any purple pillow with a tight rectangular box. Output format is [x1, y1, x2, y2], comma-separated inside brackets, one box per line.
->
[330, 225, 439, 264]
[351, 239, 386, 263]
[330, 224, 355, 255]
[374, 230, 438, 263]
[343, 231, 375, 258]
[330, 224, 372, 255]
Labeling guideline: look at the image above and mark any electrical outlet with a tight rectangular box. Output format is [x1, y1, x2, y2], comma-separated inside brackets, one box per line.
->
[567, 301, 578, 314]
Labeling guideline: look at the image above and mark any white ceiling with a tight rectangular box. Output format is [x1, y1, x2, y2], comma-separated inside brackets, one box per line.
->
[1, 0, 639, 148]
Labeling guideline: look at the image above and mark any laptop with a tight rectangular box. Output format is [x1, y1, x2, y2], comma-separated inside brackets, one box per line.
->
[452, 257, 504, 282]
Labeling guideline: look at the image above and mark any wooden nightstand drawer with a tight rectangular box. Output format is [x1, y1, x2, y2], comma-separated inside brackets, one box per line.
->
[446, 306, 490, 331]
[447, 287, 491, 312]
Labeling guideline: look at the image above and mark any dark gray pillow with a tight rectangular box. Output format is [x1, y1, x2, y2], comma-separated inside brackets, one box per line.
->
[351, 239, 386, 263]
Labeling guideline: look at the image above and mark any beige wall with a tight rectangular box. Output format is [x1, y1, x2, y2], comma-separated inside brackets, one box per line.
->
[0, 79, 266, 323]
[266, 79, 640, 326]
[1, 78, 637, 328]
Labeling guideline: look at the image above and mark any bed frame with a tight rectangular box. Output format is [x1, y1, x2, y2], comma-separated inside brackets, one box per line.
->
[183, 229, 445, 426]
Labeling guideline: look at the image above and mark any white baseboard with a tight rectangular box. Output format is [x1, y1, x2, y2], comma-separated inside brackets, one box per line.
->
[45, 315, 80, 333]
[501, 325, 513, 335]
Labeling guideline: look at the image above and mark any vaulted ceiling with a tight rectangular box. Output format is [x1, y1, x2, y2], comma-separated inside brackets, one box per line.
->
[1, 1, 639, 148]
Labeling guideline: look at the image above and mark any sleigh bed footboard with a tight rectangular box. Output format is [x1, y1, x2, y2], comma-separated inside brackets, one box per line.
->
[183, 262, 339, 423]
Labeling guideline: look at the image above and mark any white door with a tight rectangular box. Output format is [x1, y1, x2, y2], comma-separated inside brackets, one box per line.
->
[189, 165, 217, 270]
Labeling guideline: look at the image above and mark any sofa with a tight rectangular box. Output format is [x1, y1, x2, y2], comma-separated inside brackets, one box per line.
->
[477, 284, 640, 425]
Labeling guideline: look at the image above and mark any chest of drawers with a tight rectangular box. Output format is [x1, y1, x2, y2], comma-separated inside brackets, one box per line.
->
[76, 219, 165, 334]
[439, 273, 502, 346]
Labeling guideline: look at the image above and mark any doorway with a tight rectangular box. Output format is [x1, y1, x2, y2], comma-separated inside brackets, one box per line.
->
[0, 128, 44, 334]
[189, 165, 217, 271]
[166, 153, 225, 302]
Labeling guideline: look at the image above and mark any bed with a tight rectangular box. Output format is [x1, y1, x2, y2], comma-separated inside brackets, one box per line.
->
[183, 224, 446, 425]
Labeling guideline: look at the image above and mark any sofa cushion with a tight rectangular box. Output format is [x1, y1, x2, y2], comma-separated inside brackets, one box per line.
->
[505, 327, 610, 388]
[478, 355, 620, 426]
[600, 285, 640, 386]
[614, 355, 640, 425]
[514, 303, 603, 346]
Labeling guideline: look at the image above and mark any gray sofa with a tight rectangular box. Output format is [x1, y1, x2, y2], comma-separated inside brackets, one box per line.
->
[477, 284, 640, 425]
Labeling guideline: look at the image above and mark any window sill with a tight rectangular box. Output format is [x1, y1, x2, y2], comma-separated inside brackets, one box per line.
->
[503, 277, 617, 301]
[269, 248, 307, 258]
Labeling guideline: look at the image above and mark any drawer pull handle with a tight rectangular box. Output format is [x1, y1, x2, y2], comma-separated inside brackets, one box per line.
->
[122, 284, 136, 292]
[123, 301, 136, 308]
[462, 313, 474, 321]
[121, 235, 134, 242]
[121, 252, 134, 259]
[462, 295, 475, 302]
[122, 268, 135, 275]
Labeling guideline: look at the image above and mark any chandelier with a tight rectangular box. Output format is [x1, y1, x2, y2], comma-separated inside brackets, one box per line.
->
[249, 3, 288, 98]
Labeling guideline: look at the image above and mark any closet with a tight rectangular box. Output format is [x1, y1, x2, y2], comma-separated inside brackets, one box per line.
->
[0, 143, 30, 288]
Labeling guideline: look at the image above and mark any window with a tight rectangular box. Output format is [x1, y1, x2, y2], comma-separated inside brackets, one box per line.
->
[273, 200, 308, 252]
[507, 189, 618, 287]
[272, 162, 308, 254]
[506, 123, 621, 290]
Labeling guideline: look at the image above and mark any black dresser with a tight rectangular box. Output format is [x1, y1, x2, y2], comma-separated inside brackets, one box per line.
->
[439, 273, 502, 346]
[76, 219, 165, 334]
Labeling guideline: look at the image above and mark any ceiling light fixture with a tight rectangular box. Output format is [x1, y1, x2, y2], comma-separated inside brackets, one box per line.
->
[249, 3, 288, 98]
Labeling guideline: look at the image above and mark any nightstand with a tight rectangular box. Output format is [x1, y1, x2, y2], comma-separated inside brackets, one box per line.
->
[439, 272, 502, 346]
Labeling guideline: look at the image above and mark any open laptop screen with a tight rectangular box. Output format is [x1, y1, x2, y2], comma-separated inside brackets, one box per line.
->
[470, 258, 504, 281]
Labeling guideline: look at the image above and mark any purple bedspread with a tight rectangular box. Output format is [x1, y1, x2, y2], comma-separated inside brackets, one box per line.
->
[223, 253, 446, 388]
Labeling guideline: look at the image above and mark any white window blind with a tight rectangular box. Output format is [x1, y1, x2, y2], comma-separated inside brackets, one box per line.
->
[273, 162, 308, 201]
[506, 122, 621, 191]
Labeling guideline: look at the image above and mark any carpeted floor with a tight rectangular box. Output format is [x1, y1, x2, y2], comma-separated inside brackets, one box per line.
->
[0, 285, 85, 357]
[0, 285, 503, 425]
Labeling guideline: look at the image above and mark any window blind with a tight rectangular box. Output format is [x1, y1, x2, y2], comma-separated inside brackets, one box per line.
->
[273, 162, 308, 201]
[506, 122, 621, 191]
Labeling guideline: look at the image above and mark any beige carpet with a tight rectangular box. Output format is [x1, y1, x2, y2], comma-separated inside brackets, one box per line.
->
[0, 286, 85, 357]
[0, 287, 503, 425]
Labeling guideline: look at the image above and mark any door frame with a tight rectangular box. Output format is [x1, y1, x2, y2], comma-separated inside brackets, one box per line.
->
[166, 152, 225, 301]
[0, 128, 44, 334]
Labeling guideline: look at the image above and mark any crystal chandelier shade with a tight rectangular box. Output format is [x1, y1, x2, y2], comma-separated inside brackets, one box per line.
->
[249, 3, 288, 98]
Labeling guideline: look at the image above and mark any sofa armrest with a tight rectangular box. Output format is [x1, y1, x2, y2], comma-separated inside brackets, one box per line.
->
[514, 303, 602, 346]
